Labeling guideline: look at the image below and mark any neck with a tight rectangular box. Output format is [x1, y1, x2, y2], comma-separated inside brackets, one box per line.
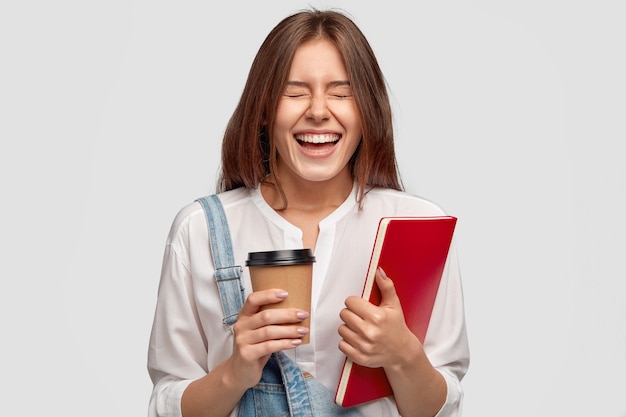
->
[261, 169, 353, 213]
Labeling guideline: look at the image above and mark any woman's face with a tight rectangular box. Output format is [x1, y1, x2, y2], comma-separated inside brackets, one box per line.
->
[272, 38, 362, 185]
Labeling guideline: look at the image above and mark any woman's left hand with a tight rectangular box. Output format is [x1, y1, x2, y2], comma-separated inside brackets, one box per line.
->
[338, 267, 422, 369]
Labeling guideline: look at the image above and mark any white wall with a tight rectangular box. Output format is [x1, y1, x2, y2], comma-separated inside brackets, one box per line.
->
[1, 1, 624, 416]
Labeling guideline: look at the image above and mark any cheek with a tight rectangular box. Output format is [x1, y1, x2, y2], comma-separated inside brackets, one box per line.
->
[275, 101, 308, 124]
[340, 114, 363, 142]
[330, 103, 361, 128]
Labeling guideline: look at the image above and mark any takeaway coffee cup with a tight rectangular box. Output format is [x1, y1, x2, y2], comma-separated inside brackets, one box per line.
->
[246, 249, 315, 344]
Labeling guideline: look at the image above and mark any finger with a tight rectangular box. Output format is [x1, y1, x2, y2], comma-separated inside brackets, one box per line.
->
[338, 338, 382, 368]
[376, 267, 401, 308]
[339, 305, 364, 329]
[339, 307, 379, 348]
[239, 289, 288, 317]
[251, 337, 306, 355]
[234, 306, 309, 344]
[250, 308, 309, 328]
[337, 321, 360, 345]
[236, 325, 309, 360]
[337, 328, 378, 367]
[343, 295, 373, 319]
[235, 336, 305, 367]
[247, 323, 310, 345]
[338, 337, 357, 357]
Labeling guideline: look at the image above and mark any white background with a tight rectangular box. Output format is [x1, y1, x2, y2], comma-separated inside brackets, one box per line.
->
[1, 1, 625, 416]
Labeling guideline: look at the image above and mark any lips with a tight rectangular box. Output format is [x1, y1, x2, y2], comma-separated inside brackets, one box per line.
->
[295, 134, 340, 152]
[295, 133, 341, 144]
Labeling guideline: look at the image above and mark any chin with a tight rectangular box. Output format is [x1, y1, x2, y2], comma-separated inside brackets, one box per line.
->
[298, 169, 349, 184]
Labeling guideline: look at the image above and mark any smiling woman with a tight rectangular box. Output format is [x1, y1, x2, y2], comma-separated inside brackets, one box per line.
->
[147, 8, 469, 417]
[217, 11, 401, 205]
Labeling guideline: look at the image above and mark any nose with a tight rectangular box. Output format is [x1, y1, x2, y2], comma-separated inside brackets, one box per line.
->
[306, 94, 331, 122]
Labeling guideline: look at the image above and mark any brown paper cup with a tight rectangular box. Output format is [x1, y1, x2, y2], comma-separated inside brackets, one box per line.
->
[246, 249, 315, 344]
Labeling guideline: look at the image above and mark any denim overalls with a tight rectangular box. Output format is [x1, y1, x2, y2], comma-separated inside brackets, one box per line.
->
[197, 195, 363, 417]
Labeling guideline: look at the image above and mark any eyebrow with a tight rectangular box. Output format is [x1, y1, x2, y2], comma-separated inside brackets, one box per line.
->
[285, 80, 351, 88]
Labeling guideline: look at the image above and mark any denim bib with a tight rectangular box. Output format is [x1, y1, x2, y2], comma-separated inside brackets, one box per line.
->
[197, 195, 362, 417]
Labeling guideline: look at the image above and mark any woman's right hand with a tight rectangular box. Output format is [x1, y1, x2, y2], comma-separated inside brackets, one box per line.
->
[181, 290, 308, 417]
[228, 289, 309, 389]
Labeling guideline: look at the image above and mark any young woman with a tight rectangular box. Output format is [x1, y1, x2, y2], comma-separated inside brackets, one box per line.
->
[148, 9, 469, 417]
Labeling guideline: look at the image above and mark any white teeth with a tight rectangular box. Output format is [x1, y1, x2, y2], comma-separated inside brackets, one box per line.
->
[295, 134, 340, 144]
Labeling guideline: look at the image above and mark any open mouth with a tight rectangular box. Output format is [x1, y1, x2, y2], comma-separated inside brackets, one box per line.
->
[295, 134, 340, 151]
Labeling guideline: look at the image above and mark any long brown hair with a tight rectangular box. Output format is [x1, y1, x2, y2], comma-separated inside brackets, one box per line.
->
[217, 9, 403, 205]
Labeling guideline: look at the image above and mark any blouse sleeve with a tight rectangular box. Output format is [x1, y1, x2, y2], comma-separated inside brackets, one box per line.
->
[426, 239, 470, 417]
[147, 216, 210, 417]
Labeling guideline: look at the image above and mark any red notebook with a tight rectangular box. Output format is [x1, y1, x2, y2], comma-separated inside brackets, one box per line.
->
[334, 216, 457, 408]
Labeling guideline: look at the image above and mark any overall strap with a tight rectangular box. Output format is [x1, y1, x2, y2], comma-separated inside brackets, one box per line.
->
[196, 195, 245, 327]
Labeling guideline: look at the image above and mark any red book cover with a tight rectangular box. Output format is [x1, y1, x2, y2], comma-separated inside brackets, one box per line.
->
[334, 216, 457, 408]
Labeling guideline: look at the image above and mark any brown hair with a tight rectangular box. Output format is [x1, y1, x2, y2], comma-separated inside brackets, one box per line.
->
[217, 9, 403, 205]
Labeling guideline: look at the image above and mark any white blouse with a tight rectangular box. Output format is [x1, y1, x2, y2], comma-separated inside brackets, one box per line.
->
[148, 186, 469, 417]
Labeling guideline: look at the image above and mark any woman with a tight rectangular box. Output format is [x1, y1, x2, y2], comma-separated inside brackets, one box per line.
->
[148, 9, 469, 417]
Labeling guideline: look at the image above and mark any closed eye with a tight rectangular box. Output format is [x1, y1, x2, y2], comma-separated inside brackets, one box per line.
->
[328, 83, 353, 99]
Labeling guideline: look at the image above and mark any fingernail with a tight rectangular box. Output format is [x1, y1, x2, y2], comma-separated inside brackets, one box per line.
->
[296, 311, 310, 319]
[291, 339, 303, 346]
[297, 327, 310, 335]
[378, 267, 388, 280]
[276, 291, 288, 298]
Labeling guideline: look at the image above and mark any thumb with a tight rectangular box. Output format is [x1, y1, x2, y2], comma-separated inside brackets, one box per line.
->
[376, 267, 401, 308]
